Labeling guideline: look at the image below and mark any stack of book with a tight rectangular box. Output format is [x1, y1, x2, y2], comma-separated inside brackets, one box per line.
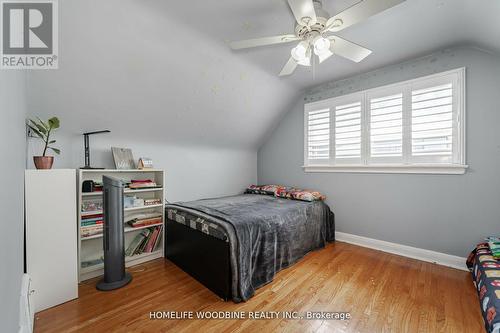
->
[144, 198, 162, 206]
[486, 237, 500, 259]
[128, 179, 159, 190]
[126, 213, 162, 228]
[81, 200, 103, 213]
[81, 213, 103, 238]
[125, 226, 163, 256]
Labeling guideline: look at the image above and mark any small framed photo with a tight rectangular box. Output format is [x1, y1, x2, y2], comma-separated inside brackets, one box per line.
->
[138, 157, 154, 169]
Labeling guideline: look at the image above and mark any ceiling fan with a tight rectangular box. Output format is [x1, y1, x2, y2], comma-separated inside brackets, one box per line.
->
[229, 0, 405, 76]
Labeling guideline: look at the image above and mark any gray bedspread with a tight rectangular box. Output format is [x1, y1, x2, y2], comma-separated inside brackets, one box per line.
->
[168, 194, 335, 302]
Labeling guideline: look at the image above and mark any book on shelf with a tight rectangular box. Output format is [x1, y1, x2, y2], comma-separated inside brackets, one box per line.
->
[125, 229, 150, 256]
[144, 198, 162, 206]
[81, 225, 103, 230]
[135, 229, 151, 254]
[81, 215, 103, 227]
[144, 227, 160, 253]
[126, 212, 162, 227]
[81, 220, 103, 227]
[81, 213, 103, 220]
[128, 217, 162, 228]
[81, 216, 103, 222]
[128, 179, 159, 190]
[81, 225, 103, 237]
[153, 226, 163, 251]
[125, 226, 162, 257]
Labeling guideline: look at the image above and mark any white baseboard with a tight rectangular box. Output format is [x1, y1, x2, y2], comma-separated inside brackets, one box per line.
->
[335, 232, 468, 271]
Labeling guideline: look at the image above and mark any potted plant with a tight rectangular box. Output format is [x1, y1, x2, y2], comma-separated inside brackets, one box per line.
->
[28, 117, 61, 169]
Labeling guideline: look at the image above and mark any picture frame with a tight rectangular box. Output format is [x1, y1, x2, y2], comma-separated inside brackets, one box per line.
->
[138, 157, 154, 169]
[111, 147, 136, 169]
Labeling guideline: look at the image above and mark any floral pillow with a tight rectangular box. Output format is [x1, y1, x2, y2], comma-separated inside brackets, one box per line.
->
[275, 187, 326, 202]
[245, 184, 285, 195]
[246, 185, 326, 202]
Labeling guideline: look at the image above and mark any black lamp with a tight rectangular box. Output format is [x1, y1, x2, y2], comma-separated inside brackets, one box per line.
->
[81, 130, 110, 169]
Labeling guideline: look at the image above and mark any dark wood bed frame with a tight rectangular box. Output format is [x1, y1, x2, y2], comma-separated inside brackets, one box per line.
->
[165, 218, 232, 300]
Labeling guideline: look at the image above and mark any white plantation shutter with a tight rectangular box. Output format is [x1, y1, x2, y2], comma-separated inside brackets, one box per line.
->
[369, 93, 403, 159]
[306, 108, 330, 162]
[411, 83, 454, 161]
[303, 68, 465, 173]
[335, 101, 362, 160]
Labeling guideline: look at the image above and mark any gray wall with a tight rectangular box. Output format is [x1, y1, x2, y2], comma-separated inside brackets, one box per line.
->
[27, 132, 256, 202]
[0, 71, 27, 332]
[258, 46, 500, 257]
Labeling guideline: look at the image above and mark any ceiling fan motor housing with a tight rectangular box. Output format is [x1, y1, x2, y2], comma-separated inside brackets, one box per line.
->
[295, 1, 329, 39]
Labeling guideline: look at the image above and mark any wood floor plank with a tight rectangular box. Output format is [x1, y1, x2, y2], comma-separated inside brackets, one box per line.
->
[34, 242, 484, 333]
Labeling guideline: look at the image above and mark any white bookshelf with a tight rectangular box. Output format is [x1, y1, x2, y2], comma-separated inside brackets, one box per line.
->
[78, 169, 165, 281]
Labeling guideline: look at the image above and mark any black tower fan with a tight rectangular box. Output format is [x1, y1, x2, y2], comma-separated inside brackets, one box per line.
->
[96, 176, 132, 291]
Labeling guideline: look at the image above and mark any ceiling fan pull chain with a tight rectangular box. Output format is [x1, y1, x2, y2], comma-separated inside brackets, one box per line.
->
[312, 54, 316, 81]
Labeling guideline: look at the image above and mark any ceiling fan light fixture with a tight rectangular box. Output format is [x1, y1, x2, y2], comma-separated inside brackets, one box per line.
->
[291, 41, 311, 66]
[313, 36, 331, 56]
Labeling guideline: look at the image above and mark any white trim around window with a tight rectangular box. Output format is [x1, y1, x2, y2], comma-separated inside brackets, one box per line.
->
[303, 68, 468, 174]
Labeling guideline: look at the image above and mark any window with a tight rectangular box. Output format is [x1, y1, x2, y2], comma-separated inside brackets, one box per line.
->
[335, 101, 362, 161]
[306, 108, 330, 161]
[304, 68, 466, 174]
[369, 93, 403, 159]
[411, 83, 453, 161]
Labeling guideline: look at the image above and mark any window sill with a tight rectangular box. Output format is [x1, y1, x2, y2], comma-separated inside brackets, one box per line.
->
[302, 164, 468, 175]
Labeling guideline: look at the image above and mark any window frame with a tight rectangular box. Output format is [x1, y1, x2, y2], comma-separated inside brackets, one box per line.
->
[303, 67, 467, 175]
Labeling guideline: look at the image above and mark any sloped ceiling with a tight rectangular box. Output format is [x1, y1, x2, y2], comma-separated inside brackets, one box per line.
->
[27, 0, 299, 150]
[27, 0, 500, 150]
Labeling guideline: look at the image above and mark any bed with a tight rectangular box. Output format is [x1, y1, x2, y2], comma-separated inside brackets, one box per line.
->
[165, 193, 335, 302]
[467, 243, 500, 333]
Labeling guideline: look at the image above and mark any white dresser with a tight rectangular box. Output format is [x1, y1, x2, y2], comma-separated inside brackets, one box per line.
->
[25, 169, 78, 312]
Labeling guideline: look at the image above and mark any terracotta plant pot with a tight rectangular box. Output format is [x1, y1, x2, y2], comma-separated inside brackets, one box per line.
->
[33, 156, 54, 169]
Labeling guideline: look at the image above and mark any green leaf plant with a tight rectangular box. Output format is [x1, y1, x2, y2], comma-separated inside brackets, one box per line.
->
[27, 117, 61, 156]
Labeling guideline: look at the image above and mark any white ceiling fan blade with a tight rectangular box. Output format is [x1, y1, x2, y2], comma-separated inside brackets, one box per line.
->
[287, 0, 317, 26]
[329, 36, 372, 63]
[279, 57, 298, 76]
[229, 34, 300, 50]
[325, 0, 405, 32]
[318, 50, 333, 64]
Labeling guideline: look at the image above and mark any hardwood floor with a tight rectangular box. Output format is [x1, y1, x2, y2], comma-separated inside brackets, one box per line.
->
[35, 242, 484, 333]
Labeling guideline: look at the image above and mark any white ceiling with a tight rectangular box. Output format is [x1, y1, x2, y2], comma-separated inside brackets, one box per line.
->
[26, 0, 500, 151]
[163, 0, 500, 89]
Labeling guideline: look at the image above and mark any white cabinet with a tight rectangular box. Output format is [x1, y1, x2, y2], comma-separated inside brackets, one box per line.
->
[25, 169, 78, 312]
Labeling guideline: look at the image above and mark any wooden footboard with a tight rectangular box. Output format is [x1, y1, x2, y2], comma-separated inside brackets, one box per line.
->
[165, 218, 232, 301]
